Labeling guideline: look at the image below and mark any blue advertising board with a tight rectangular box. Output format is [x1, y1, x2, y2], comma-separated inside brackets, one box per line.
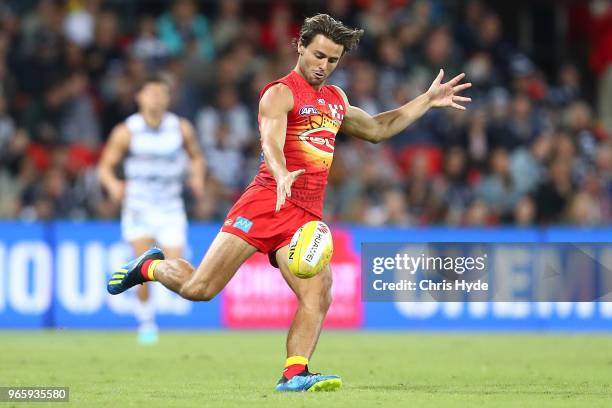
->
[0, 222, 221, 329]
[0, 221, 610, 330]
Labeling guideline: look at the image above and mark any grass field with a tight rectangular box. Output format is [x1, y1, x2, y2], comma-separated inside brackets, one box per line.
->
[1, 331, 611, 407]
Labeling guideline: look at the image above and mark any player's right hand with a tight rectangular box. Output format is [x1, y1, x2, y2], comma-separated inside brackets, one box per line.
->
[107, 181, 125, 203]
[275, 169, 305, 212]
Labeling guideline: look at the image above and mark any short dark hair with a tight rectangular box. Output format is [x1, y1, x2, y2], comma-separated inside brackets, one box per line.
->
[139, 73, 171, 91]
[296, 14, 364, 55]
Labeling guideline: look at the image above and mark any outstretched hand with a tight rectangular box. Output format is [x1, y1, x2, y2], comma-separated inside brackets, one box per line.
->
[276, 169, 305, 212]
[426, 69, 472, 110]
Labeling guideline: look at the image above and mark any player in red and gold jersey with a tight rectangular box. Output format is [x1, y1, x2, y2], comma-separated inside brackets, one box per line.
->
[107, 14, 472, 392]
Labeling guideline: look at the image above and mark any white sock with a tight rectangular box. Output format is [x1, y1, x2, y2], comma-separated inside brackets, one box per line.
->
[135, 299, 156, 329]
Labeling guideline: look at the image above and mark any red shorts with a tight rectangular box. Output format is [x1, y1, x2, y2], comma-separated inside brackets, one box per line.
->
[221, 184, 319, 263]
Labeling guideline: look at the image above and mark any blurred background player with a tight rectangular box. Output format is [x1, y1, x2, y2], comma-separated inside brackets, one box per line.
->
[98, 74, 205, 344]
[107, 14, 470, 390]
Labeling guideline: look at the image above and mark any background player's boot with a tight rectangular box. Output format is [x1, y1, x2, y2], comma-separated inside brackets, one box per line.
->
[137, 323, 159, 345]
[275, 368, 342, 392]
[107, 248, 165, 295]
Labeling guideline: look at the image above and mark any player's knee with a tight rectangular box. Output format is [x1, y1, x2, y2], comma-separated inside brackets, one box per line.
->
[179, 283, 216, 302]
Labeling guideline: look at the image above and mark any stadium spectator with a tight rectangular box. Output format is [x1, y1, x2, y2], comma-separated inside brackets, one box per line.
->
[21, 162, 84, 220]
[473, 12, 515, 81]
[60, 72, 101, 149]
[588, 0, 612, 134]
[259, 4, 299, 54]
[596, 142, 612, 220]
[534, 157, 576, 224]
[475, 148, 522, 220]
[324, 152, 362, 222]
[565, 101, 600, 168]
[206, 122, 244, 180]
[455, 0, 486, 54]
[196, 85, 252, 150]
[131, 15, 171, 67]
[510, 133, 553, 195]
[212, 0, 243, 52]
[375, 35, 407, 111]
[381, 188, 412, 225]
[157, 0, 215, 61]
[347, 61, 380, 115]
[404, 149, 438, 223]
[0, 0, 608, 226]
[0, 95, 15, 148]
[513, 196, 536, 226]
[100, 75, 137, 138]
[413, 25, 462, 87]
[548, 63, 583, 108]
[21, 80, 67, 146]
[0, 127, 27, 218]
[433, 146, 472, 225]
[503, 93, 545, 149]
[63, 0, 101, 48]
[464, 199, 489, 225]
[85, 11, 122, 82]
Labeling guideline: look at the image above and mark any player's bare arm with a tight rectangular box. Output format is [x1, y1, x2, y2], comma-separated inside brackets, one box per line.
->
[259, 83, 305, 212]
[336, 69, 472, 143]
[180, 118, 206, 200]
[98, 123, 130, 203]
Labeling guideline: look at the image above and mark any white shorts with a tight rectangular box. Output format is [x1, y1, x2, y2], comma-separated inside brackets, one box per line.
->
[121, 207, 187, 248]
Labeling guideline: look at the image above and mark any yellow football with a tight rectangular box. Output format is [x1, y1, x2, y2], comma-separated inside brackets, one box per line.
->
[287, 221, 333, 279]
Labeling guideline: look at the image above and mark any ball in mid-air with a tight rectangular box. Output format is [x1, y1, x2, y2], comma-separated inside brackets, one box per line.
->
[288, 221, 333, 279]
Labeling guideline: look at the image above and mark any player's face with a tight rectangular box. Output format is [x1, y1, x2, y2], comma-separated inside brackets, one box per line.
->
[298, 34, 344, 87]
[137, 82, 170, 115]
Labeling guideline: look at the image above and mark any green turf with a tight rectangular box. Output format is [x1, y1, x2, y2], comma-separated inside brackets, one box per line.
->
[1, 331, 611, 407]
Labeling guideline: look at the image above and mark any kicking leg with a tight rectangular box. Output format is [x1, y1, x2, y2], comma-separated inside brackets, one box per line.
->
[132, 241, 186, 305]
[156, 232, 257, 300]
[108, 232, 257, 301]
[155, 245, 186, 295]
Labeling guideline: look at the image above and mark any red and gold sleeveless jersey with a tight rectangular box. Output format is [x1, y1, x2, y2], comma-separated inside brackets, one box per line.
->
[252, 70, 346, 218]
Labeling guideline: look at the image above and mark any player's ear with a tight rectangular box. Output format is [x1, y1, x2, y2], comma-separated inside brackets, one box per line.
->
[297, 41, 304, 56]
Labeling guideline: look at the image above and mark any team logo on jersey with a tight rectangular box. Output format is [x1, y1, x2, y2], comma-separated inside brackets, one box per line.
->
[299, 105, 319, 116]
[328, 104, 344, 120]
[298, 128, 335, 156]
[317, 98, 325, 105]
[233, 216, 253, 233]
[224, 218, 233, 226]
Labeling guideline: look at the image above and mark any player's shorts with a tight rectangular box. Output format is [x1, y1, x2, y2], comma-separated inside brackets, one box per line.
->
[121, 206, 187, 248]
[221, 184, 319, 266]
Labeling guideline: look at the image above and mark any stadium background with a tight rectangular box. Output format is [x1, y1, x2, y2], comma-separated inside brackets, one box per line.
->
[0, 0, 611, 331]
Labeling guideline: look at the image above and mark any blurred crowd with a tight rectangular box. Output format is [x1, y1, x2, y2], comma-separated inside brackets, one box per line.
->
[0, 0, 610, 226]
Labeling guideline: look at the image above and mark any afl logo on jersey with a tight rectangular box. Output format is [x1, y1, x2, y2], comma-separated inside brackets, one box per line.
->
[299, 105, 320, 116]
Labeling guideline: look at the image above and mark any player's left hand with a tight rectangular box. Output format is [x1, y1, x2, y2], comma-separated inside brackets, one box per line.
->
[426, 69, 472, 110]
